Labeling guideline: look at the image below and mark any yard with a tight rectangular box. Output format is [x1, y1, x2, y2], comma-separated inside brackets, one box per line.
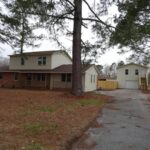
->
[0, 89, 109, 150]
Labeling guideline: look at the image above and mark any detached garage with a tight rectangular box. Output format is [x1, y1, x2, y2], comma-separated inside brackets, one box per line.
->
[125, 80, 139, 89]
[117, 63, 148, 89]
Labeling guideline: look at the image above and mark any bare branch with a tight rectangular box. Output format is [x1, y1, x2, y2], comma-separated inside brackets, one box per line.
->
[26, 9, 74, 21]
[65, 0, 74, 7]
[83, 0, 116, 30]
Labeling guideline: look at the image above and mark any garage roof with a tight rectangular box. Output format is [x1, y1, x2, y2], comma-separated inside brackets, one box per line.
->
[117, 63, 148, 69]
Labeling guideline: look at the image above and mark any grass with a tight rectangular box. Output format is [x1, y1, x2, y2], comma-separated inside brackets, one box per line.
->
[23, 123, 44, 134]
[78, 99, 105, 107]
[23, 122, 59, 135]
[39, 106, 56, 113]
[0, 89, 109, 150]
[23, 143, 43, 150]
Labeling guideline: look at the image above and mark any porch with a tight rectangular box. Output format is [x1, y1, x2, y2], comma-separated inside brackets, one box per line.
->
[0, 72, 72, 90]
[21, 73, 72, 90]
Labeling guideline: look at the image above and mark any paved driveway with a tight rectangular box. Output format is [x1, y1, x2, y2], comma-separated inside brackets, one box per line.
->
[72, 89, 150, 150]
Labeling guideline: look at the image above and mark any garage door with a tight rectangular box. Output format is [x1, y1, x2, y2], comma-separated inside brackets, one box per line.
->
[125, 80, 139, 89]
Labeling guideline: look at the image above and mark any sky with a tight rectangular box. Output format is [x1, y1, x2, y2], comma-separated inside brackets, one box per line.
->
[0, 0, 132, 66]
[1, 39, 131, 66]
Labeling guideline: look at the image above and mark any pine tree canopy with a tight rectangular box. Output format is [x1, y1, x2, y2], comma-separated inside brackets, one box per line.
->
[110, 0, 150, 64]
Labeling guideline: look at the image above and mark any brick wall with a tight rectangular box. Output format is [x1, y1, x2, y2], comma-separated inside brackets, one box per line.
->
[0, 72, 48, 89]
[0, 72, 24, 88]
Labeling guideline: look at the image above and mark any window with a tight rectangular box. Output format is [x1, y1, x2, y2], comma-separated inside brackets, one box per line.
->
[21, 58, 25, 65]
[91, 75, 93, 83]
[67, 74, 71, 82]
[37, 74, 45, 81]
[38, 57, 42, 65]
[41, 74, 45, 81]
[61, 74, 66, 82]
[37, 74, 41, 81]
[91, 75, 96, 83]
[61, 74, 71, 82]
[43, 57, 46, 65]
[135, 69, 139, 75]
[27, 73, 32, 80]
[93, 75, 95, 83]
[38, 56, 46, 65]
[0, 73, 3, 79]
[14, 73, 19, 80]
[125, 69, 128, 75]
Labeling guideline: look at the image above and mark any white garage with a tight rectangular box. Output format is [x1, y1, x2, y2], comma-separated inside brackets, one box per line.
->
[125, 80, 139, 89]
[117, 63, 148, 89]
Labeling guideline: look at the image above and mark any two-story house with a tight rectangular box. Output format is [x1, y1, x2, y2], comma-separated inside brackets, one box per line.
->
[117, 63, 148, 89]
[0, 50, 98, 92]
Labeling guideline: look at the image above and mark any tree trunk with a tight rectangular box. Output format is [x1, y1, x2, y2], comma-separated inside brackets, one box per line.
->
[72, 0, 82, 96]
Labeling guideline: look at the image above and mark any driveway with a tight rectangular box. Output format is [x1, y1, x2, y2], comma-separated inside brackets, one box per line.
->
[71, 89, 150, 150]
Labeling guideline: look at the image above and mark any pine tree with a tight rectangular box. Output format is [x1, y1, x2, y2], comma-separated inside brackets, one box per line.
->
[2, 0, 44, 54]
[110, 0, 150, 64]
[0, 0, 115, 96]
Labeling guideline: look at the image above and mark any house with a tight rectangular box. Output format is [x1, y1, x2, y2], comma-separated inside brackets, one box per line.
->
[117, 63, 148, 89]
[0, 50, 98, 92]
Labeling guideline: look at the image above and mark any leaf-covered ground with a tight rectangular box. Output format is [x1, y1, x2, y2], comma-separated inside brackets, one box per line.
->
[0, 89, 110, 150]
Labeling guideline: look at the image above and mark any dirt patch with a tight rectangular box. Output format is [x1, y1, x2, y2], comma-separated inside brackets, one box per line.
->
[0, 88, 110, 150]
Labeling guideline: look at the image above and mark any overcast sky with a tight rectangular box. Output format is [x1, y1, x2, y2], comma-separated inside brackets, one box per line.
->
[0, 1, 131, 66]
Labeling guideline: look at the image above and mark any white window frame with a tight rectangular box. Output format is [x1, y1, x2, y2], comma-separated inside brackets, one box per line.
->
[135, 69, 139, 75]
[38, 56, 46, 65]
[125, 69, 129, 75]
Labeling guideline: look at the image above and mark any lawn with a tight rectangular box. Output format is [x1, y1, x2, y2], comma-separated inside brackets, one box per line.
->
[0, 89, 109, 150]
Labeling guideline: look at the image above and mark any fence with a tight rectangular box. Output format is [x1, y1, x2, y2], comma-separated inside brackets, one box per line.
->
[97, 80, 118, 90]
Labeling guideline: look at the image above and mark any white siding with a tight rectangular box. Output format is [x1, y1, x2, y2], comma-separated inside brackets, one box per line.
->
[117, 65, 147, 89]
[51, 52, 72, 69]
[50, 66, 98, 92]
[9, 51, 72, 70]
[84, 66, 98, 92]
[9, 55, 52, 70]
[50, 74, 71, 89]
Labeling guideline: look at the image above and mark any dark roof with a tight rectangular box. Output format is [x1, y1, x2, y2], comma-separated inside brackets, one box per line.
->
[0, 66, 9, 72]
[0, 64, 98, 74]
[117, 63, 148, 69]
[51, 64, 72, 73]
[13, 70, 52, 73]
[10, 50, 59, 56]
[51, 64, 97, 74]
[10, 50, 71, 57]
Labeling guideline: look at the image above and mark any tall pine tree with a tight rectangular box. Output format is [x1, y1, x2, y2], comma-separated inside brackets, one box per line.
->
[110, 0, 150, 64]
[0, 0, 115, 96]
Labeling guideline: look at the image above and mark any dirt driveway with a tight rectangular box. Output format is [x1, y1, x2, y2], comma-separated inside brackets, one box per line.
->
[72, 89, 150, 150]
